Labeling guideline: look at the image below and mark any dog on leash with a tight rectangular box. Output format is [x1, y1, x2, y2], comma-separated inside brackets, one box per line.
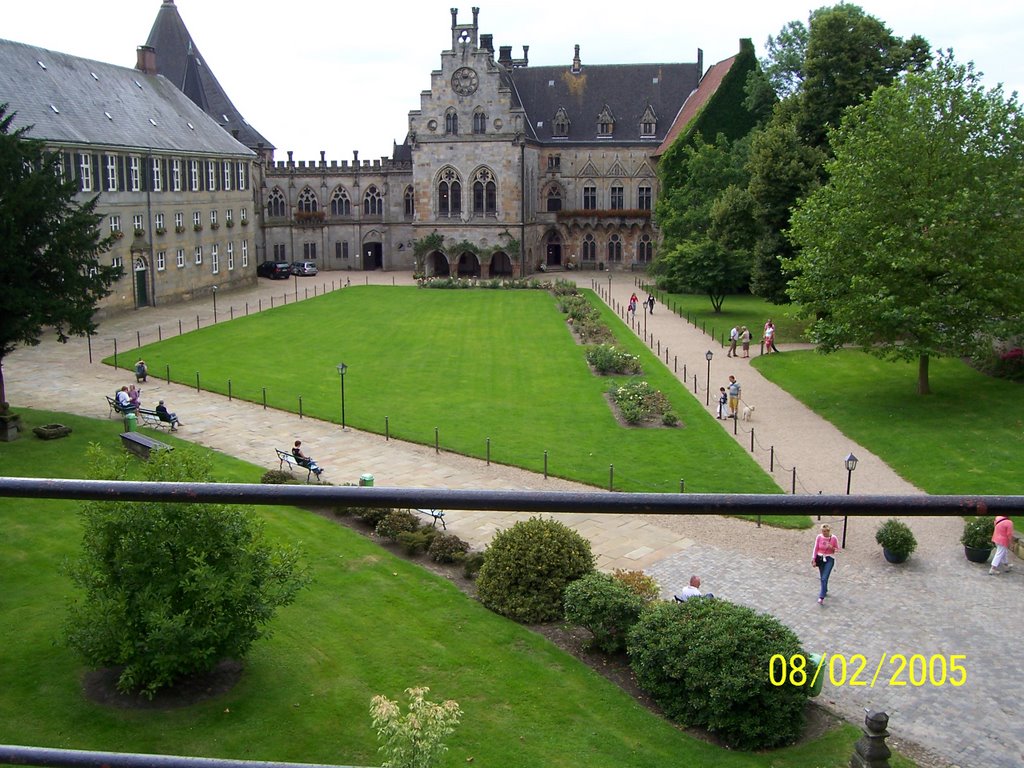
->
[741, 404, 756, 422]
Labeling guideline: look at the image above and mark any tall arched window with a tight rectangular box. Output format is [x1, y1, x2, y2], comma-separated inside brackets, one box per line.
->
[582, 234, 596, 262]
[297, 187, 318, 213]
[330, 187, 351, 216]
[583, 184, 597, 210]
[437, 168, 462, 217]
[363, 185, 383, 216]
[404, 186, 415, 217]
[607, 234, 622, 262]
[267, 188, 286, 218]
[473, 109, 487, 134]
[445, 109, 459, 135]
[610, 184, 624, 210]
[472, 168, 496, 215]
[637, 234, 653, 263]
[546, 184, 563, 212]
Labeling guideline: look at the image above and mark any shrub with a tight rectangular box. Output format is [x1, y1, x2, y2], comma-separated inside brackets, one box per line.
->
[586, 344, 642, 375]
[476, 517, 595, 623]
[261, 469, 298, 484]
[370, 686, 462, 768]
[429, 532, 470, 563]
[564, 572, 645, 653]
[575, 318, 615, 344]
[961, 516, 995, 548]
[611, 569, 661, 602]
[462, 551, 485, 579]
[355, 507, 394, 527]
[376, 509, 422, 541]
[396, 529, 437, 556]
[875, 518, 917, 558]
[610, 380, 673, 425]
[63, 447, 309, 698]
[627, 599, 809, 750]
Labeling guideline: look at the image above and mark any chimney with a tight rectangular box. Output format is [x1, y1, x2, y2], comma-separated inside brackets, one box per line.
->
[572, 44, 581, 74]
[480, 33, 493, 54]
[320, 150, 326, 166]
[135, 45, 157, 75]
[498, 46, 513, 66]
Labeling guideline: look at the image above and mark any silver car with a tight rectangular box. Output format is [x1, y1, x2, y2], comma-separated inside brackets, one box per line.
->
[291, 260, 319, 276]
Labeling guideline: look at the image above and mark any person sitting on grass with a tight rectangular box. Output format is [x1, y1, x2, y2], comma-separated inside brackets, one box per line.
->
[292, 440, 323, 480]
[155, 400, 184, 431]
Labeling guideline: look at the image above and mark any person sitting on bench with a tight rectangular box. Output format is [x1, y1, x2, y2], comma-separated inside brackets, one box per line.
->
[155, 400, 184, 430]
[292, 440, 323, 479]
[115, 386, 137, 412]
[674, 575, 714, 601]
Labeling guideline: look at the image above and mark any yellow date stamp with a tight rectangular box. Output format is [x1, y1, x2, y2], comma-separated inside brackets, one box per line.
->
[769, 653, 967, 689]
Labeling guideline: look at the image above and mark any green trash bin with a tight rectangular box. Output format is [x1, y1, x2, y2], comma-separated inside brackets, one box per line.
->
[359, 473, 374, 487]
[807, 653, 825, 698]
[123, 412, 138, 432]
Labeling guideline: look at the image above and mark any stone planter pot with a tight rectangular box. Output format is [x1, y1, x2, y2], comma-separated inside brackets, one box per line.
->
[32, 423, 73, 440]
[964, 544, 993, 564]
[882, 548, 909, 564]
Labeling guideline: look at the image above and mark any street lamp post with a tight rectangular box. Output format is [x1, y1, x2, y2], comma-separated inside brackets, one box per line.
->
[705, 350, 713, 405]
[842, 452, 858, 548]
[337, 363, 348, 430]
[212, 285, 218, 323]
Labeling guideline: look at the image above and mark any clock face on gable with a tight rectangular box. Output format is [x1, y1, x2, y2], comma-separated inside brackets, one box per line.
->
[451, 66, 479, 96]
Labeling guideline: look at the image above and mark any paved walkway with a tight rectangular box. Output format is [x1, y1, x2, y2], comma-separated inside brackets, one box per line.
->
[4, 271, 1020, 768]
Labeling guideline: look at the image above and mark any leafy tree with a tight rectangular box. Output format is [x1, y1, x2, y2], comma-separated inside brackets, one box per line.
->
[760, 19, 809, 100]
[787, 52, 1024, 394]
[63, 446, 310, 697]
[0, 105, 121, 405]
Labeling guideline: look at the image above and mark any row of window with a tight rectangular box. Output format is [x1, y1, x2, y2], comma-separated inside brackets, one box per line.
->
[440, 106, 658, 139]
[270, 241, 351, 260]
[577, 233, 654, 263]
[444, 108, 489, 135]
[266, 185, 399, 219]
[111, 240, 250, 274]
[62, 152, 249, 195]
[108, 209, 250, 237]
[547, 184, 652, 212]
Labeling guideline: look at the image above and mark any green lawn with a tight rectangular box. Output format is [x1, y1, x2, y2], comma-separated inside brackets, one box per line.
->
[110, 286, 781, 497]
[0, 409, 899, 767]
[753, 350, 1024, 503]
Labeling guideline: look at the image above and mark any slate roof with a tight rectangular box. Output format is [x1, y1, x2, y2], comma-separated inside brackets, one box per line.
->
[508, 62, 701, 144]
[145, 0, 274, 151]
[655, 52, 739, 156]
[0, 38, 253, 156]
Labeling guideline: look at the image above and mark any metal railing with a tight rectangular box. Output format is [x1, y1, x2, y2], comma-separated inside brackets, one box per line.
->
[0, 745, 369, 768]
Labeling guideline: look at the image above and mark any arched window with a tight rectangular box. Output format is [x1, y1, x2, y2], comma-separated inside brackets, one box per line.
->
[445, 109, 459, 135]
[473, 109, 487, 134]
[546, 184, 563, 212]
[437, 167, 462, 217]
[404, 186, 415, 217]
[552, 107, 570, 138]
[330, 187, 351, 216]
[637, 234, 653, 263]
[363, 185, 383, 216]
[583, 184, 597, 210]
[267, 188, 286, 218]
[607, 234, 622, 262]
[472, 168, 496, 215]
[582, 234, 596, 261]
[610, 184, 624, 210]
[637, 185, 652, 211]
[297, 187, 318, 213]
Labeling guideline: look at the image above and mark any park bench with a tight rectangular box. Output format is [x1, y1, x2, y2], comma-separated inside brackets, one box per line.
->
[276, 448, 324, 483]
[120, 431, 173, 460]
[416, 508, 447, 530]
[138, 408, 174, 431]
[106, 395, 136, 417]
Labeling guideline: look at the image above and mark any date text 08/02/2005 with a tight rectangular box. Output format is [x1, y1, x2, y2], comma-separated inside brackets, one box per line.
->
[768, 653, 966, 689]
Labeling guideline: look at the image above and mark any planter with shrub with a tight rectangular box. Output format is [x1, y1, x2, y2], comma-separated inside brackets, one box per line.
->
[875, 518, 917, 564]
[961, 517, 995, 563]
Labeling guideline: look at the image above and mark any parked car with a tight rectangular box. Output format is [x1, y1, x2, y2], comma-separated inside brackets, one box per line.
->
[257, 260, 291, 279]
[291, 260, 319, 276]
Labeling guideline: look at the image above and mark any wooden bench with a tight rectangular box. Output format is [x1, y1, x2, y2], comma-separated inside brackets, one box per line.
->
[275, 448, 323, 483]
[416, 508, 446, 530]
[138, 408, 174, 431]
[120, 431, 173, 460]
[106, 395, 136, 417]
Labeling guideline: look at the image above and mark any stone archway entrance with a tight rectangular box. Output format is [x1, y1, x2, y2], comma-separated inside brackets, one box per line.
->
[426, 250, 450, 276]
[133, 256, 149, 308]
[545, 231, 562, 267]
[456, 252, 481, 277]
[489, 251, 513, 277]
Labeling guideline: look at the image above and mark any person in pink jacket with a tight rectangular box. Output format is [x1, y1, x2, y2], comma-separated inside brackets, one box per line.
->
[812, 523, 840, 604]
[990, 515, 1015, 575]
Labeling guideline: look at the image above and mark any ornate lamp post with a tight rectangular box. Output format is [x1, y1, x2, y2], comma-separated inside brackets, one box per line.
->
[211, 285, 218, 323]
[337, 363, 348, 430]
[842, 453, 858, 548]
[705, 350, 713, 405]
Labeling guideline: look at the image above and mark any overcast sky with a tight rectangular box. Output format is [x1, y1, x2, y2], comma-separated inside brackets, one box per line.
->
[5, 1, 1023, 161]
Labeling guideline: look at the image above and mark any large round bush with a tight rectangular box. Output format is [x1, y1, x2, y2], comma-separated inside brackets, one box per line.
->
[627, 599, 809, 750]
[476, 517, 594, 623]
[564, 572, 644, 653]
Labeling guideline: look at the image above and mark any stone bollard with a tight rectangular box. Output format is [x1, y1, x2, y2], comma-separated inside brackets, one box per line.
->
[850, 710, 891, 768]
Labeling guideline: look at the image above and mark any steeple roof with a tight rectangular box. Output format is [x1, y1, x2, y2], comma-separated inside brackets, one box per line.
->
[145, 0, 274, 151]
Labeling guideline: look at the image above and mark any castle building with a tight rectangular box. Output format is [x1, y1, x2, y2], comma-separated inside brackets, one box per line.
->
[2, 2, 751, 313]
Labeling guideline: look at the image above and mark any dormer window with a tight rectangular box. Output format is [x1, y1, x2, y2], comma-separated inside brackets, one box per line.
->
[552, 107, 570, 137]
[639, 104, 658, 138]
[597, 105, 615, 137]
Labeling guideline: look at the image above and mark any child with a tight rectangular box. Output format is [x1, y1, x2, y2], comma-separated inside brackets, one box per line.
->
[717, 387, 727, 419]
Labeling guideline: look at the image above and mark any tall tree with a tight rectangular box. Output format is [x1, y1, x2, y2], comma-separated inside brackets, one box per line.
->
[787, 52, 1024, 394]
[0, 105, 120, 405]
[760, 19, 809, 100]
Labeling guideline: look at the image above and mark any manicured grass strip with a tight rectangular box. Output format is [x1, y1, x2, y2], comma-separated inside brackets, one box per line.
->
[753, 350, 1024, 514]
[0, 409, 895, 767]
[107, 286, 786, 497]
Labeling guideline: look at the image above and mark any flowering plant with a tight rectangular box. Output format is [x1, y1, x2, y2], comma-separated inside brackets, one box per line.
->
[369, 687, 461, 768]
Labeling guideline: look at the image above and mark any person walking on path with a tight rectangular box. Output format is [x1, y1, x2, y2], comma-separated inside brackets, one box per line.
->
[646, 294, 655, 314]
[716, 387, 728, 419]
[740, 326, 751, 358]
[764, 320, 779, 354]
[727, 326, 738, 357]
[726, 376, 741, 419]
[812, 523, 840, 604]
[990, 515, 1015, 575]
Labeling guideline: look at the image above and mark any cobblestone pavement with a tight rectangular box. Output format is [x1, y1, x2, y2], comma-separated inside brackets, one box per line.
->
[4, 271, 1020, 768]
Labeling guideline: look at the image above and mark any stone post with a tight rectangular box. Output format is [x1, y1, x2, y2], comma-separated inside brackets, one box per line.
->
[850, 710, 891, 768]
